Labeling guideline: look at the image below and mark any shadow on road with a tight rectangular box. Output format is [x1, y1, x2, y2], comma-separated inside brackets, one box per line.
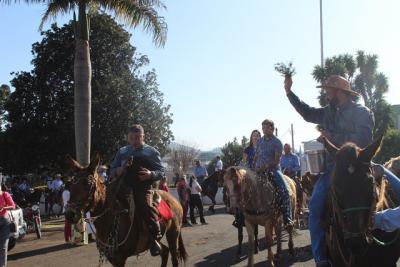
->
[194, 242, 312, 267]
[9, 243, 76, 261]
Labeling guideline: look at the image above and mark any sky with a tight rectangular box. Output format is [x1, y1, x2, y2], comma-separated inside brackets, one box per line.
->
[1, 0, 400, 151]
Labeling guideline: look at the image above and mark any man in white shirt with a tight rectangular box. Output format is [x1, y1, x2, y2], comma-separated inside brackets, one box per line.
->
[215, 156, 223, 173]
[189, 176, 207, 225]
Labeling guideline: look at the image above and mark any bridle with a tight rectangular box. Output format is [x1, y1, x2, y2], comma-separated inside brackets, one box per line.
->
[68, 173, 102, 215]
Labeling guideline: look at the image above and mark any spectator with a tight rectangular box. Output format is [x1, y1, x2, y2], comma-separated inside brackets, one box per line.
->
[189, 175, 207, 225]
[159, 176, 169, 192]
[17, 178, 31, 194]
[62, 182, 71, 243]
[177, 175, 190, 225]
[193, 160, 208, 185]
[215, 156, 223, 173]
[173, 173, 180, 187]
[0, 177, 16, 267]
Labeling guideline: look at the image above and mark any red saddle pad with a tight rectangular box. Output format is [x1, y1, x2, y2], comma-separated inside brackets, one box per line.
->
[158, 199, 174, 221]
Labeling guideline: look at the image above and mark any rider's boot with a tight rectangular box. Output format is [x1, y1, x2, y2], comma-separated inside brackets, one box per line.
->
[148, 219, 162, 256]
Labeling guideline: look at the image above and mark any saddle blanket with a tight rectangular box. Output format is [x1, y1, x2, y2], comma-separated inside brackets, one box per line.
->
[158, 199, 174, 221]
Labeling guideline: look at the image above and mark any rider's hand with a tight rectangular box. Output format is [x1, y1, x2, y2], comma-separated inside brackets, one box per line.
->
[284, 75, 293, 95]
[138, 168, 152, 181]
[0, 207, 4, 213]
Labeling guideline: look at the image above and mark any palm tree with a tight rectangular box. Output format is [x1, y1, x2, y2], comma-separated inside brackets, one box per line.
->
[2, 0, 167, 165]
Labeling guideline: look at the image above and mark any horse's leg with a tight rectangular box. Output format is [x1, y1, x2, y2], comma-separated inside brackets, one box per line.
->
[166, 228, 179, 267]
[210, 195, 216, 213]
[236, 225, 243, 262]
[275, 218, 282, 257]
[264, 220, 275, 267]
[287, 219, 295, 256]
[245, 219, 255, 267]
[160, 242, 170, 267]
[254, 224, 259, 254]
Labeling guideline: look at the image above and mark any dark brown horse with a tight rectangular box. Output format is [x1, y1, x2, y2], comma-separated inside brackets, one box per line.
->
[323, 137, 400, 267]
[65, 154, 187, 267]
[201, 170, 224, 213]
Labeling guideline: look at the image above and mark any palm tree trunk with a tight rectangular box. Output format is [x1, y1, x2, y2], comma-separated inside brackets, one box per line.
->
[74, 3, 91, 166]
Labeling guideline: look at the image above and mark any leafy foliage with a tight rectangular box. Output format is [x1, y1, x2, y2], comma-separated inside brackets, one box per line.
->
[374, 129, 400, 163]
[0, 13, 173, 174]
[274, 61, 296, 77]
[221, 136, 248, 167]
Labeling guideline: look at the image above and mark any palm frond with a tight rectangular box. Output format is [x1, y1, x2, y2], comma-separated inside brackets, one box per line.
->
[39, 0, 76, 30]
[98, 0, 167, 47]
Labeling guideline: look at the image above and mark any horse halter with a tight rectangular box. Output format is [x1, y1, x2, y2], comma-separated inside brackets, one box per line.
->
[69, 173, 98, 214]
[330, 163, 377, 242]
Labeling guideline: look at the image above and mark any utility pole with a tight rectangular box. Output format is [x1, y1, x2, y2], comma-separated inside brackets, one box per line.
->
[291, 124, 295, 152]
[320, 0, 324, 67]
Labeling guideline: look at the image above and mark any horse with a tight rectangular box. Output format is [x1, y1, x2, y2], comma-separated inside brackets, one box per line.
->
[323, 136, 400, 267]
[201, 170, 224, 213]
[65, 154, 188, 267]
[224, 166, 296, 267]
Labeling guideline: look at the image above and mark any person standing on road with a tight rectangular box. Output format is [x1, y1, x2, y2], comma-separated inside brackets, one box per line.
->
[62, 182, 72, 243]
[177, 175, 190, 226]
[189, 175, 207, 225]
[0, 180, 15, 267]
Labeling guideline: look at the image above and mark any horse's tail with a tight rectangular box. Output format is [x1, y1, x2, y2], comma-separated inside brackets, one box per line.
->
[178, 232, 188, 262]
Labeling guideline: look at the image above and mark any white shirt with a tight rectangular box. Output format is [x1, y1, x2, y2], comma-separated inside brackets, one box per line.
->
[215, 159, 223, 171]
[62, 190, 70, 210]
[190, 179, 201, 195]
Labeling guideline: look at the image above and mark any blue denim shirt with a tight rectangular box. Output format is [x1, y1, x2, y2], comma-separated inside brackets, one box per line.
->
[254, 135, 283, 171]
[287, 92, 374, 148]
[193, 166, 208, 178]
[243, 146, 256, 169]
[110, 144, 164, 181]
[280, 153, 301, 173]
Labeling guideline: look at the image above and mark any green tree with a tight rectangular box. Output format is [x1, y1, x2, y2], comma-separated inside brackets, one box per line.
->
[2, 0, 167, 166]
[312, 51, 392, 136]
[0, 84, 10, 130]
[374, 129, 400, 163]
[0, 13, 173, 174]
[221, 136, 248, 167]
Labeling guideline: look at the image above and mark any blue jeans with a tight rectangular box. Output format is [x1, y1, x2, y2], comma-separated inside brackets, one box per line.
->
[308, 163, 334, 264]
[272, 170, 292, 224]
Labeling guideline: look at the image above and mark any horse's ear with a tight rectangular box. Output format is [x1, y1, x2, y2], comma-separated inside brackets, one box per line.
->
[359, 135, 383, 163]
[323, 137, 339, 158]
[87, 152, 101, 174]
[66, 154, 84, 172]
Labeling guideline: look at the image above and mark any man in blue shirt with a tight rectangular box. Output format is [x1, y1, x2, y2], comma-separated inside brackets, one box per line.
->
[193, 160, 208, 185]
[284, 75, 374, 267]
[110, 124, 165, 256]
[280, 143, 301, 178]
[254, 119, 293, 228]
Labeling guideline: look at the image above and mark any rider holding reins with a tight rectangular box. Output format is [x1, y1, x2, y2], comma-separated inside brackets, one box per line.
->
[110, 124, 165, 257]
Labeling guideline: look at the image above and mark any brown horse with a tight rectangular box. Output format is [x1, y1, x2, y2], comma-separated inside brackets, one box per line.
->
[323, 137, 400, 267]
[201, 170, 224, 213]
[224, 166, 296, 267]
[65, 154, 187, 267]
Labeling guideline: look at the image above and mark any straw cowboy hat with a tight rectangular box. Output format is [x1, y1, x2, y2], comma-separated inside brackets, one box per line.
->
[55, 173, 62, 179]
[99, 165, 108, 170]
[316, 75, 359, 96]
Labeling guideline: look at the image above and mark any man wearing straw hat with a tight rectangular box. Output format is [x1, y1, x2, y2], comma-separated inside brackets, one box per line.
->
[283, 74, 374, 267]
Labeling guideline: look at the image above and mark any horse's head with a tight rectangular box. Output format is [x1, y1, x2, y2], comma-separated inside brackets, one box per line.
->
[324, 136, 382, 255]
[65, 153, 102, 224]
[301, 171, 319, 196]
[223, 167, 244, 209]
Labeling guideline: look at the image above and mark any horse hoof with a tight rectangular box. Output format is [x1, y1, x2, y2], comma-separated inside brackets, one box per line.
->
[254, 248, 258, 254]
[234, 254, 240, 262]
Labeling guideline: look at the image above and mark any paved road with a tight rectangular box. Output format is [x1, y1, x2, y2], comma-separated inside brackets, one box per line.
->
[7, 206, 400, 267]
